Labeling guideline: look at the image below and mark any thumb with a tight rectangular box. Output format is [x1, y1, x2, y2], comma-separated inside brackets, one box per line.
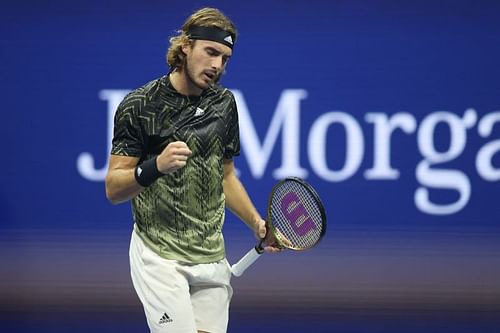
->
[258, 222, 267, 239]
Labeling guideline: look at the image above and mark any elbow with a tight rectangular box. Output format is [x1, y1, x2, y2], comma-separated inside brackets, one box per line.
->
[106, 190, 121, 205]
[105, 182, 134, 205]
[105, 186, 120, 205]
[105, 179, 123, 205]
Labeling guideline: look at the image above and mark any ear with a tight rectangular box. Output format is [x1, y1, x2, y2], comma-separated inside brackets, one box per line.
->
[181, 40, 193, 55]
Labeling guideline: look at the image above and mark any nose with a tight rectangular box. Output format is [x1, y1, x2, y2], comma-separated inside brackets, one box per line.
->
[211, 55, 224, 71]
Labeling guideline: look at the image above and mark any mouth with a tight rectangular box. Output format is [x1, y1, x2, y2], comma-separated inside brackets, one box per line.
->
[203, 71, 217, 82]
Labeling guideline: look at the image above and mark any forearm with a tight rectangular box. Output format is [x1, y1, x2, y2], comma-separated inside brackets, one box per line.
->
[105, 155, 144, 204]
[105, 168, 143, 204]
[223, 160, 282, 251]
[223, 169, 261, 233]
[105, 143, 192, 205]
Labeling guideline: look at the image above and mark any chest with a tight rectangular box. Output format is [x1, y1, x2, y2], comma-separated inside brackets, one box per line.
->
[145, 97, 230, 156]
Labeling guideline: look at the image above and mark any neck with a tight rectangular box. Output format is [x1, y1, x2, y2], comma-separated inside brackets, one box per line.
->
[169, 69, 202, 96]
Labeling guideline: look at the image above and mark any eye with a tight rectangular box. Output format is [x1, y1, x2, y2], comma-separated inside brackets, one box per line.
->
[206, 48, 218, 56]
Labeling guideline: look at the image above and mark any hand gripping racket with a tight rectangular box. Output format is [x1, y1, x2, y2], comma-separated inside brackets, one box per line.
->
[231, 177, 327, 277]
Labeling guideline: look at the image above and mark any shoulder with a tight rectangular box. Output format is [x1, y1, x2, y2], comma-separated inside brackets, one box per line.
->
[205, 85, 237, 110]
[117, 77, 164, 116]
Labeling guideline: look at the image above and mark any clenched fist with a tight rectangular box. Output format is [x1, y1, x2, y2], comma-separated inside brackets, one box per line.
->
[156, 141, 192, 174]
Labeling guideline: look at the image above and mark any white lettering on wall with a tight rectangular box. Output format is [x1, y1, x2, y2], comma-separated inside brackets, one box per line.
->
[415, 109, 477, 215]
[77, 89, 500, 216]
[308, 112, 364, 182]
[76, 90, 130, 181]
[364, 112, 417, 180]
[476, 111, 500, 181]
[232, 89, 308, 179]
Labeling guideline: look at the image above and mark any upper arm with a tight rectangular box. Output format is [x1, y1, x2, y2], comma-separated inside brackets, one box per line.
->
[223, 159, 235, 180]
[111, 94, 144, 157]
[223, 93, 240, 159]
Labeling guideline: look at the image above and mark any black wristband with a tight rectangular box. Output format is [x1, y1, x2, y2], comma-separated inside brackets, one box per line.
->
[134, 156, 163, 187]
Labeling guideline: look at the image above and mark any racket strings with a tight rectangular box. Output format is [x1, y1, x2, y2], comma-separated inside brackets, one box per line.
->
[270, 180, 324, 250]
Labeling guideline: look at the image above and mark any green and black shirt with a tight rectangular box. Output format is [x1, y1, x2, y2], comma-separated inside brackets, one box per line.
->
[111, 75, 240, 264]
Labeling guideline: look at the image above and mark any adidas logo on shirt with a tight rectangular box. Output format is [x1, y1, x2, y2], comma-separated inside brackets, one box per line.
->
[194, 107, 205, 117]
[159, 312, 173, 324]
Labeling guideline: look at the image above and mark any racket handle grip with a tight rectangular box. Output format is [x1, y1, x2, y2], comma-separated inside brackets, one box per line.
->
[231, 246, 263, 277]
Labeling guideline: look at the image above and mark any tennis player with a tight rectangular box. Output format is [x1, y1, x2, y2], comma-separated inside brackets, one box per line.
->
[105, 7, 280, 333]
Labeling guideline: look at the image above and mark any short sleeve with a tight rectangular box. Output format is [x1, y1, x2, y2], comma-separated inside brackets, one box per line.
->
[110, 95, 144, 157]
[224, 93, 240, 159]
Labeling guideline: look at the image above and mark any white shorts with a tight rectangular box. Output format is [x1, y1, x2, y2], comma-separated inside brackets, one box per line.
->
[129, 229, 233, 333]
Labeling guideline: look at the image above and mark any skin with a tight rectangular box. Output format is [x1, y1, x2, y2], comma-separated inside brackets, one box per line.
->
[177, 39, 231, 95]
[105, 39, 281, 252]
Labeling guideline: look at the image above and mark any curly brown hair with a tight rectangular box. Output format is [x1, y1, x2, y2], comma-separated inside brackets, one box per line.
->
[166, 7, 237, 70]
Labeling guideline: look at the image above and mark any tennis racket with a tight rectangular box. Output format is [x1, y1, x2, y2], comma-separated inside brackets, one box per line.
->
[231, 177, 327, 277]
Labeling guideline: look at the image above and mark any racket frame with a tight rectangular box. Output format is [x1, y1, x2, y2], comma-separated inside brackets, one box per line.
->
[266, 177, 327, 251]
[231, 177, 327, 277]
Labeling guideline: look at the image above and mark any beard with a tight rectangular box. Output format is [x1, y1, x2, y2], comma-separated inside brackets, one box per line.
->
[184, 59, 221, 91]
[185, 61, 205, 91]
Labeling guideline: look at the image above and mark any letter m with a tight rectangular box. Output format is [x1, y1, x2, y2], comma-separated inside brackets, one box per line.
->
[231, 89, 308, 179]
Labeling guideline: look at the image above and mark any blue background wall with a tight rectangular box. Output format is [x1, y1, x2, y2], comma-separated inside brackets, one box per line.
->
[1, 0, 499, 332]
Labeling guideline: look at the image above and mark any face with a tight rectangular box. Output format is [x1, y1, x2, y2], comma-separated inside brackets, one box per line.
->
[182, 40, 232, 93]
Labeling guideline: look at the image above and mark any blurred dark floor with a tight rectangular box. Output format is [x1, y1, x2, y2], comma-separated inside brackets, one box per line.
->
[1, 308, 499, 333]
